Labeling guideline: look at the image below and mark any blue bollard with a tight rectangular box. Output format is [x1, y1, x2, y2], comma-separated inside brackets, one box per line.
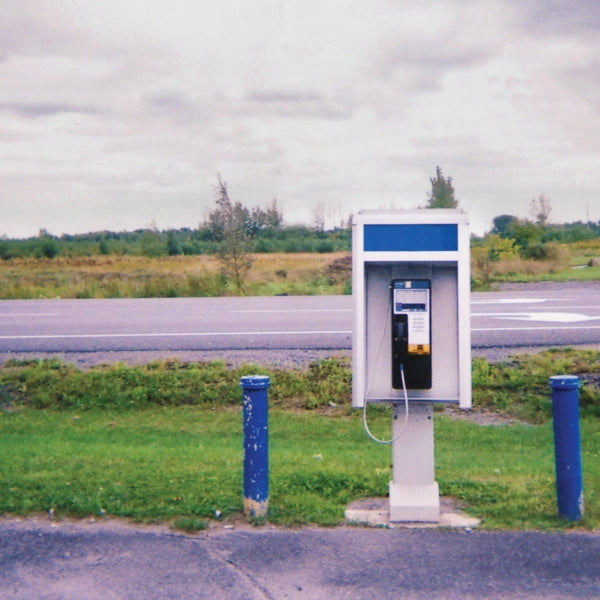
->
[240, 375, 270, 518]
[549, 375, 583, 521]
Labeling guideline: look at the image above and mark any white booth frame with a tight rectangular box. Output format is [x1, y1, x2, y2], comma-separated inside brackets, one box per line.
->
[352, 209, 472, 410]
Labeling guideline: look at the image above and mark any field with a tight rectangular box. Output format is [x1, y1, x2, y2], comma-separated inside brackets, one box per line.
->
[1, 239, 600, 299]
[471, 239, 600, 288]
[0, 253, 350, 299]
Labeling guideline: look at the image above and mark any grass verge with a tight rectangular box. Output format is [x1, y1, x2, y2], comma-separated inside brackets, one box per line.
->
[0, 350, 599, 530]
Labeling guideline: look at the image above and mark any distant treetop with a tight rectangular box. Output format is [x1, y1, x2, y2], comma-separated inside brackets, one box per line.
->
[426, 166, 458, 208]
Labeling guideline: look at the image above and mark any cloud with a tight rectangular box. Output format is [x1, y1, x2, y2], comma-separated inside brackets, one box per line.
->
[515, 0, 600, 34]
[1, 1, 600, 238]
[0, 102, 100, 118]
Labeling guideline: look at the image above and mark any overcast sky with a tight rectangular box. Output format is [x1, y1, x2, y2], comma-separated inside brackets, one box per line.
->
[1, 1, 599, 238]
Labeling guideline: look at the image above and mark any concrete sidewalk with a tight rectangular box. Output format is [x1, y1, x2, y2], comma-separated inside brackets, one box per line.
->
[1, 516, 599, 599]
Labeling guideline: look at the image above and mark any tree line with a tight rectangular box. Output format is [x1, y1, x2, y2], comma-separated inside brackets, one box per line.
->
[1, 169, 598, 263]
[0, 214, 351, 262]
[473, 195, 600, 264]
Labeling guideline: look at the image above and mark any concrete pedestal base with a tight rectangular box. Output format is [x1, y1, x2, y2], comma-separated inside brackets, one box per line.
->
[345, 496, 480, 528]
[389, 481, 440, 522]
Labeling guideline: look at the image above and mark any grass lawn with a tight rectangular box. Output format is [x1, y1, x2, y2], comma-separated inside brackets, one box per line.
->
[436, 417, 598, 530]
[0, 407, 388, 527]
[1, 405, 598, 531]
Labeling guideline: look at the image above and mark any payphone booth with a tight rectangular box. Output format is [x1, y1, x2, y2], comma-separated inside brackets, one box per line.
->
[352, 209, 471, 522]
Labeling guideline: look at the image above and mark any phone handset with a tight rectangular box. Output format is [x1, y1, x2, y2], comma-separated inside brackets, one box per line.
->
[391, 279, 432, 390]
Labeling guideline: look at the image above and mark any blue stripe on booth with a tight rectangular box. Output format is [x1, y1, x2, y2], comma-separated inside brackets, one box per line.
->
[363, 224, 458, 252]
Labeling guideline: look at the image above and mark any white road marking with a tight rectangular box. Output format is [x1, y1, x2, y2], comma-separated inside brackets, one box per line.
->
[472, 312, 600, 323]
[0, 330, 353, 340]
[473, 324, 600, 332]
[471, 298, 547, 305]
[539, 305, 600, 310]
[231, 309, 352, 313]
[3, 322, 600, 340]
[0, 313, 60, 317]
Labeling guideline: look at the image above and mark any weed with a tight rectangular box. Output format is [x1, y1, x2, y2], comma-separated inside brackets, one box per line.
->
[472, 348, 600, 423]
[3, 350, 599, 421]
[171, 517, 209, 533]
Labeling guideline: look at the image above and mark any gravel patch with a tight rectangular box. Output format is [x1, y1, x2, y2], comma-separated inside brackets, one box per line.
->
[0, 349, 352, 370]
[3, 343, 599, 370]
[495, 279, 600, 291]
[472, 344, 600, 363]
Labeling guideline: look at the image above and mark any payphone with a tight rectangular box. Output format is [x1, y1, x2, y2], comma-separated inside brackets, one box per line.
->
[351, 208, 471, 523]
[391, 279, 431, 390]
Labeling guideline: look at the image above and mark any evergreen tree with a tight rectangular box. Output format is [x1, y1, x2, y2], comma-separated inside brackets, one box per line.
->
[426, 166, 458, 208]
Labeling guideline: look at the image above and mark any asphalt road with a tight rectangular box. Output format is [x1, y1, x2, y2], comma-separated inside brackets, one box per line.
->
[2, 518, 599, 600]
[1, 283, 600, 358]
